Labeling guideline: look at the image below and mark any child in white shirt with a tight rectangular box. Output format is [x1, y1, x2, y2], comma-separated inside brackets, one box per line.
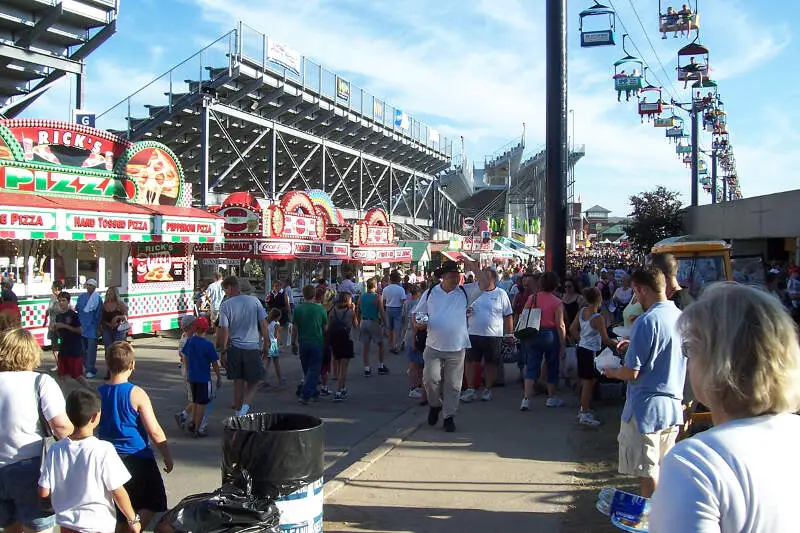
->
[39, 389, 140, 533]
[264, 309, 284, 385]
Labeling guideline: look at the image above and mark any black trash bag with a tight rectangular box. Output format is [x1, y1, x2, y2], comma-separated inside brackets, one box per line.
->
[156, 472, 280, 533]
[222, 412, 324, 499]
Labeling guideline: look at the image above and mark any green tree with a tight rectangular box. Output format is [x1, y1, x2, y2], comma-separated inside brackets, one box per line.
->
[624, 186, 684, 255]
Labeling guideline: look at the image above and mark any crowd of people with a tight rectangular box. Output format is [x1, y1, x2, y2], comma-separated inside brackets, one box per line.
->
[0, 242, 799, 532]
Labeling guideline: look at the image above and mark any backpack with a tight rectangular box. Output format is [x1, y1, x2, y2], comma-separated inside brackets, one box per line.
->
[413, 285, 468, 353]
[598, 281, 612, 301]
[328, 307, 351, 339]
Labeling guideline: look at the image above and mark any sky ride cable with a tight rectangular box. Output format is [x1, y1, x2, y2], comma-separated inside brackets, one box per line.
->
[626, 0, 683, 101]
[606, 0, 679, 104]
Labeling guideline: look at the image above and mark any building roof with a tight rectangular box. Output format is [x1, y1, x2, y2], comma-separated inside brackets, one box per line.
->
[398, 241, 430, 262]
[585, 205, 611, 214]
[600, 224, 627, 236]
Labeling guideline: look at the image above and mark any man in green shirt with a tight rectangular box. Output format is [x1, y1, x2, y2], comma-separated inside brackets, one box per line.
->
[292, 284, 329, 403]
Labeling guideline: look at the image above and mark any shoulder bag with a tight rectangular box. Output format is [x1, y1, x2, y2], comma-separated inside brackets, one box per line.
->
[513, 293, 541, 339]
[34, 373, 56, 512]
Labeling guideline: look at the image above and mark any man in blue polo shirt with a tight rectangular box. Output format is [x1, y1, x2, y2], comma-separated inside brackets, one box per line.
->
[76, 279, 102, 378]
[604, 266, 686, 498]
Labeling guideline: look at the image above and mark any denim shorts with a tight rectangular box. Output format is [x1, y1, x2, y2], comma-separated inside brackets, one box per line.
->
[522, 328, 561, 383]
[0, 456, 56, 531]
[386, 307, 403, 333]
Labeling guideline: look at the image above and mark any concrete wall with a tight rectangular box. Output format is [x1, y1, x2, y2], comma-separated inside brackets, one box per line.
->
[685, 189, 800, 239]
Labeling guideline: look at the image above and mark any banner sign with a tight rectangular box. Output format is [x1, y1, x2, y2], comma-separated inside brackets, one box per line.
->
[132, 243, 187, 284]
[267, 38, 302, 76]
[373, 99, 384, 121]
[194, 240, 255, 255]
[0, 207, 57, 231]
[66, 211, 152, 234]
[336, 77, 350, 101]
[352, 247, 411, 262]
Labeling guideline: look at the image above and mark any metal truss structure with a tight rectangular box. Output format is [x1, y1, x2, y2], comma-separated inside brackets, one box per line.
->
[0, 0, 118, 116]
[454, 138, 585, 239]
[97, 23, 462, 239]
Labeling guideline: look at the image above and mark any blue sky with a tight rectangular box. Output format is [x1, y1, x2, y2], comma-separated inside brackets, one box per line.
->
[22, 0, 798, 217]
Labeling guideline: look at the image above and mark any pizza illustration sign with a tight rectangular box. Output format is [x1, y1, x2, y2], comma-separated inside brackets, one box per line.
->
[132, 243, 187, 284]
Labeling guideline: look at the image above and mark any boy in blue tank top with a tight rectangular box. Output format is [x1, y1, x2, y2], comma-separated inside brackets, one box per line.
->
[98, 341, 174, 532]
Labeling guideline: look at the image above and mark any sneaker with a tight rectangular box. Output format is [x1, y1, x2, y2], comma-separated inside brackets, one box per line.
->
[481, 389, 493, 402]
[408, 388, 423, 399]
[174, 412, 186, 430]
[295, 382, 303, 397]
[390, 347, 399, 355]
[196, 428, 209, 438]
[545, 396, 565, 408]
[319, 386, 331, 396]
[443, 416, 456, 433]
[427, 406, 442, 426]
[520, 398, 530, 411]
[237, 404, 250, 417]
[377, 365, 389, 375]
[85, 371, 96, 379]
[363, 367, 372, 377]
[459, 388, 476, 403]
[333, 391, 346, 402]
[578, 411, 602, 427]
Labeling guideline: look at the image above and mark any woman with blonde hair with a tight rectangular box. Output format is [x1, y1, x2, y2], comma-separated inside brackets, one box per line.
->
[0, 327, 73, 533]
[650, 283, 800, 532]
[101, 287, 129, 356]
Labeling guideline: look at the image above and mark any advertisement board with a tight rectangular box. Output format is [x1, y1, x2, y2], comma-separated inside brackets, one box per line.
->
[132, 242, 187, 283]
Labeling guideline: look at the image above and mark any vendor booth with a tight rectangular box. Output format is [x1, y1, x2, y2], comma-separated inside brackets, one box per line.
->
[343, 208, 412, 283]
[195, 191, 351, 297]
[0, 118, 224, 343]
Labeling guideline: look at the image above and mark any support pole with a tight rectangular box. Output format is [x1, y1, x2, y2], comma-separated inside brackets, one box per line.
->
[505, 165, 512, 239]
[321, 143, 326, 192]
[200, 99, 210, 207]
[711, 149, 718, 204]
[75, 69, 85, 110]
[691, 101, 699, 207]
[545, 0, 567, 278]
[722, 172, 727, 203]
[270, 127, 277, 199]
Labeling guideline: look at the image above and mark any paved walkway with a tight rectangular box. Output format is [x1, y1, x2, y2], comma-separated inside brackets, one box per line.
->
[324, 382, 601, 533]
[49, 334, 623, 532]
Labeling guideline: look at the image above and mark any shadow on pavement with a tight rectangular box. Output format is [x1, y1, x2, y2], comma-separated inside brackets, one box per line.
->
[325, 504, 562, 533]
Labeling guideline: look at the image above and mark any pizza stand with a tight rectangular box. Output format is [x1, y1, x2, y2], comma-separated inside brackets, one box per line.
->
[194, 190, 351, 300]
[0, 119, 224, 344]
[344, 208, 413, 282]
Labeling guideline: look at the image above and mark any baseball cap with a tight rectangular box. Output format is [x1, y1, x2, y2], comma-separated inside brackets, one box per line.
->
[85, 278, 98, 287]
[180, 315, 196, 328]
[193, 316, 210, 332]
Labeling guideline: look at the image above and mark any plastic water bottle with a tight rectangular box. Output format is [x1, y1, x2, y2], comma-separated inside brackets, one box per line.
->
[596, 487, 650, 532]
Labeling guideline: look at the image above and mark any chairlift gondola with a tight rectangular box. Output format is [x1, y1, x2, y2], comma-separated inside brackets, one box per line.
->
[678, 42, 710, 88]
[638, 84, 664, 122]
[659, 0, 700, 39]
[666, 125, 685, 142]
[579, 1, 617, 47]
[612, 35, 643, 102]
[676, 141, 692, 154]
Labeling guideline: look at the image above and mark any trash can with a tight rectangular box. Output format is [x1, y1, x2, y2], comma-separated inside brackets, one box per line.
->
[223, 413, 324, 533]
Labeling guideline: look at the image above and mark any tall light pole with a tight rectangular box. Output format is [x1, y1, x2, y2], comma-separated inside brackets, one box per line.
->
[545, 0, 568, 279]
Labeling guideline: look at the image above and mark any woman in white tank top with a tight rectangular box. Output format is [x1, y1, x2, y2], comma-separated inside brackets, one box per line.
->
[569, 287, 619, 426]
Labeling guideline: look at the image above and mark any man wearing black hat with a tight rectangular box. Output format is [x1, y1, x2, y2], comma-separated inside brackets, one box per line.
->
[413, 260, 482, 432]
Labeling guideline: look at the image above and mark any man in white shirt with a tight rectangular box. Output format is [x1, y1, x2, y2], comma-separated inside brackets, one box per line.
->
[382, 271, 407, 354]
[206, 271, 225, 330]
[461, 268, 513, 403]
[413, 261, 481, 433]
[337, 272, 358, 297]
